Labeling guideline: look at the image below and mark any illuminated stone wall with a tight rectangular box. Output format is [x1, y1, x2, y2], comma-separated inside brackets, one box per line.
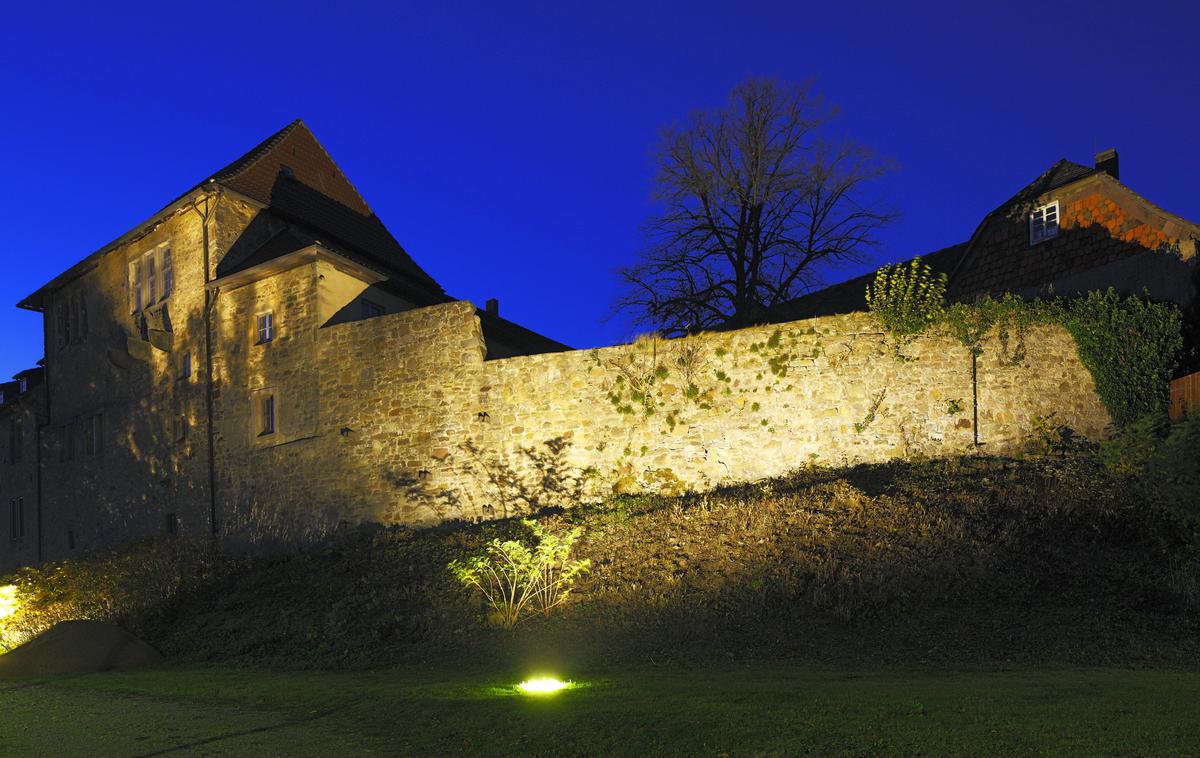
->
[37, 203, 216, 562]
[213, 300, 1108, 535]
[19, 192, 1114, 560]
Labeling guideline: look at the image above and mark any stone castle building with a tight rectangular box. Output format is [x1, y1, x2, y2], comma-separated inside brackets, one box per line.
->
[3, 124, 1192, 572]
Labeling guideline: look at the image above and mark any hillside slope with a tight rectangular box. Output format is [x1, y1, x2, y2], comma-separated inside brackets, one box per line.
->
[134, 452, 1200, 669]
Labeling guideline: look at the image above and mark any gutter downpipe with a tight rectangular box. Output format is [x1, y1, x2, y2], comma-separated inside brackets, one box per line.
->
[188, 185, 222, 543]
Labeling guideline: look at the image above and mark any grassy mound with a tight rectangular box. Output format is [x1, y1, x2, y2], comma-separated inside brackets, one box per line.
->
[127, 451, 1200, 669]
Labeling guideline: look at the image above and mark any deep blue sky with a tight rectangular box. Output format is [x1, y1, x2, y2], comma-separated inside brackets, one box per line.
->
[3, 1, 1198, 379]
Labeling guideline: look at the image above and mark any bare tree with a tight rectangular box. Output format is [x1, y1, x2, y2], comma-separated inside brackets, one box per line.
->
[617, 78, 897, 335]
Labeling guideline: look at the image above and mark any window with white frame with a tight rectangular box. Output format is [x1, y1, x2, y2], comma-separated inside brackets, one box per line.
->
[129, 244, 173, 313]
[256, 313, 275, 345]
[1029, 201, 1060, 246]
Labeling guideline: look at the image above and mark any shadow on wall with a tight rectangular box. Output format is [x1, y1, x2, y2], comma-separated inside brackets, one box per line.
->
[387, 436, 601, 523]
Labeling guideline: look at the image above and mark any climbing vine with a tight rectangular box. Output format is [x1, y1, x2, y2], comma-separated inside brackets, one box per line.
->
[867, 264, 1184, 428]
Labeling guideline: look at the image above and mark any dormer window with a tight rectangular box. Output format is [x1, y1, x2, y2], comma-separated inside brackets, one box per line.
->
[1029, 201, 1059, 246]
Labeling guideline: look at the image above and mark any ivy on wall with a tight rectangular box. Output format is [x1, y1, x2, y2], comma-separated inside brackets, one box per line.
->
[873, 276, 1184, 428]
[1058, 290, 1182, 426]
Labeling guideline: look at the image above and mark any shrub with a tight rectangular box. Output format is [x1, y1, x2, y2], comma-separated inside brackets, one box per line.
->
[0, 537, 215, 651]
[1101, 412, 1200, 519]
[1098, 412, 1171, 478]
[1062, 289, 1182, 426]
[866, 257, 947, 354]
[449, 520, 590, 628]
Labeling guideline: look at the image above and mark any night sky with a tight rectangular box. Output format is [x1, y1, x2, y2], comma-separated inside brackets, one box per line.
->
[3, 1, 1198, 379]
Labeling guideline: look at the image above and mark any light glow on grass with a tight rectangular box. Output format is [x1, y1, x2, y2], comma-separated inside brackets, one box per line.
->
[517, 676, 571, 695]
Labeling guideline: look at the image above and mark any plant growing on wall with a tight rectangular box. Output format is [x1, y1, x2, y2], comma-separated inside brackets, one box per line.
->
[865, 257, 946, 357]
[1060, 289, 1183, 426]
[449, 520, 590, 628]
[943, 289, 1181, 428]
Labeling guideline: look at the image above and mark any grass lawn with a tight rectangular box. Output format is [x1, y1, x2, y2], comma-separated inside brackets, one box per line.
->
[0, 664, 1196, 756]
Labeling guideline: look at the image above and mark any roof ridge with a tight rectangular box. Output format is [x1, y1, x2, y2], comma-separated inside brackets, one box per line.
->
[208, 118, 304, 184]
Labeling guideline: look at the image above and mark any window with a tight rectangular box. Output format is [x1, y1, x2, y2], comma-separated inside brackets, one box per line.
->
[18, 379, 27, 394]
[1030, 201, 1060, 245]
[76, 292, 88, 342]
[256, 313, 275, 344]
[131, 257, 143, 313]
[129, 244, 173, 313]
[9, 419, 21, 464]
[259, 395, 276, 436]
[179, 351, 192, 381]
[361, 299, 385, 319]
[165, 513, 178, 535]
[9, 498, 23, 540]
[161, 247, 174, 299]
[60, 424, 74, 462]
[55, 300, 69, 349]
[67, 529, 76, 550]
[173, 415, 188, 443]
[83, 414, 102, 456]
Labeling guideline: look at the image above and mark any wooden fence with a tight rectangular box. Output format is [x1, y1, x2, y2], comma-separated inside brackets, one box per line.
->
[1170, 370, 1200, 421]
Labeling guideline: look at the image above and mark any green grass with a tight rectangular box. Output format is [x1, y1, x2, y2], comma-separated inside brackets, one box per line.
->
[1, 663, 1198, 756]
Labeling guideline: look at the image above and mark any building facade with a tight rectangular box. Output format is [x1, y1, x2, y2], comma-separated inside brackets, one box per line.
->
[2, 124, 1142, 571]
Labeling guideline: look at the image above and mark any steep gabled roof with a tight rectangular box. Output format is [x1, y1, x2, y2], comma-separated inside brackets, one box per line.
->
[944, 159, 1098, 294]
[202, 120, 443, 296]
[21, 120, 446, 309]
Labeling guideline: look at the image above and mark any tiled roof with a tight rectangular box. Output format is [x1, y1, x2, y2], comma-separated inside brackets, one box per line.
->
[764, 242, 969, 321]
[770, 158, 1104, 321]
[215, 170, 444, 297]
[989, 159, 1096, 214]
[21, 120, 448, 309]
[478, 309, 572, 357]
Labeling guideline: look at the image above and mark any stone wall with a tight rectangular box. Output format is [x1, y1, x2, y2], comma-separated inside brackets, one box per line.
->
[0, 393, 46, 573]
[221, 300, 1110, 534]
[38, 202, 216, 563]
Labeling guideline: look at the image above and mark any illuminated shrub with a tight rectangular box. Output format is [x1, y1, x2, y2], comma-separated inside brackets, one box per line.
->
[449, 520, 590, 628]
[865, 257, 947, 352]
[0, 537, 215, 652]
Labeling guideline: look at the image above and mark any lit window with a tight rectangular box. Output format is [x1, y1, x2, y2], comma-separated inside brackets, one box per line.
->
[259, 395, 276, 436]
[256, 313, 275, 344]
[1029, 201, 1060, 245]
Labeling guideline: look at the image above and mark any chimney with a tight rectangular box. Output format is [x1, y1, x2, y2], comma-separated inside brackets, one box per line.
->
[1094, 148, 1119, 180]
[485, 298, 499, 316]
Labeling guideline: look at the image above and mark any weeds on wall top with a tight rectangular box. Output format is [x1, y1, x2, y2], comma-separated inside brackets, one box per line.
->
[865, 257, 947, 358]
